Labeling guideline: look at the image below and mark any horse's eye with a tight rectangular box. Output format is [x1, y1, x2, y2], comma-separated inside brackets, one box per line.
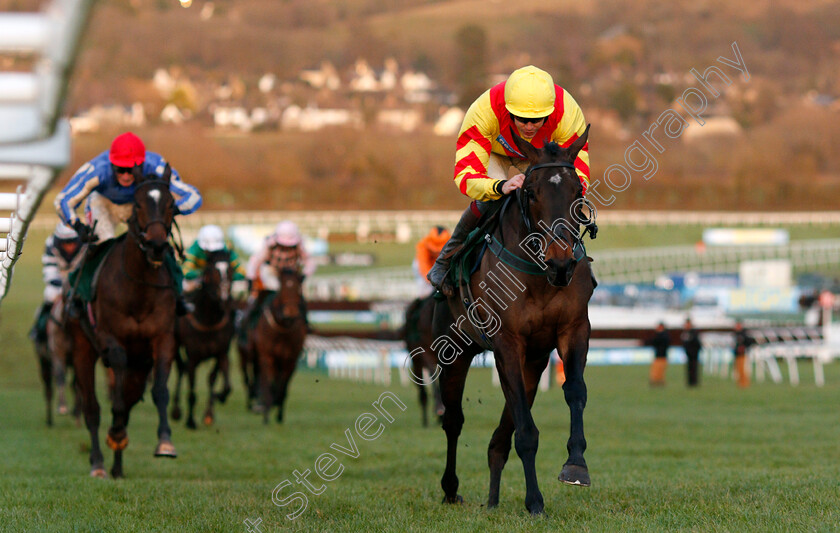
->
[524, 189, 535, 202]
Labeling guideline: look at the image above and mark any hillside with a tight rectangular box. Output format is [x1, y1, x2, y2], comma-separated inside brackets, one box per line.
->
[4, 0, 840, 211]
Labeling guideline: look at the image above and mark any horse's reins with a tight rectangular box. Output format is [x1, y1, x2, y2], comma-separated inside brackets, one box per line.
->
[122, 180, 178, 289]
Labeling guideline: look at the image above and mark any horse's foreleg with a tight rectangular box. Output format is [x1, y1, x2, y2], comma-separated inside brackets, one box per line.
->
[487, 355, 550, 507]
[53, 354, 69, 417]
[438, 352, 472, 505]
[204, 358, 220, 426]
[36, 347, 53, 426]
[99, 336, 129, 455]
[259, 353, 275, 425]
[170, 348, 184, 421]
[493, 338, 545, 515]
[110, 368, 149, 479]
[487, 405, 513, 508]
[72, 334, 104, 477]
[558, 324, 591, 487]
[216, 349, 232, 404]
[152, 335, 177, 458]
[185, 361, 198, 429]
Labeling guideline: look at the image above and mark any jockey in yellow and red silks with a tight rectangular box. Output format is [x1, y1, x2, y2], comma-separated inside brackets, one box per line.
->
[427, 65, 591, 293]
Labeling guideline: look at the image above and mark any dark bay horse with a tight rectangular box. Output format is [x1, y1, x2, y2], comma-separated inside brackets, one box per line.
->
[69, 167, 180, 478]
[433, 125, 595, 514]
[171, 249, 235, 429]
[404, 294, 444, 426]
[251, 268, 307, 424]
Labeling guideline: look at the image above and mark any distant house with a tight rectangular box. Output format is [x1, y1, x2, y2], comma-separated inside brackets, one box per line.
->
[433, 107, 465, 136]
[401, 70, 435, 103]
[376, 109, 422, 132]
[281, 105, 362, 131]
[349, 59, 379, 92]
[69, 103, 146, 134]
[213, 106, 251, 131]
[682, 116, 742, 142]
[299, 62, 341, 91]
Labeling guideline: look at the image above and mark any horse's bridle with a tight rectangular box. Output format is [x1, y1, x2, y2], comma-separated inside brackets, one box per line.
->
[517, 161, 597, 263]
[126, 180, 175, 266]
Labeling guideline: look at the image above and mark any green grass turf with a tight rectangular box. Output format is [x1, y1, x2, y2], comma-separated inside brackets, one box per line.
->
[2, 363, 840, 532]
[3, 224, 840, 532]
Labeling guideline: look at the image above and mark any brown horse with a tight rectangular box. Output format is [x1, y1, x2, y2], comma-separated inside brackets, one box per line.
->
[432, 125, 595, 514]
[404, 294, 444, 426]
[68, 167, 180, 478]
[251, 268, 307, 424]
[31, 295, 78, 427]
[171, 249, 235, 429]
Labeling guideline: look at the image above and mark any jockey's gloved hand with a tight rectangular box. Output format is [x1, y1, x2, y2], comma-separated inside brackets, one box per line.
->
[72, 220, 94, 243]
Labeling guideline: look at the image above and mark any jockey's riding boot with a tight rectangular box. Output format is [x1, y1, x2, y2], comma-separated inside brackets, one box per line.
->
[427, 206, 480, 297]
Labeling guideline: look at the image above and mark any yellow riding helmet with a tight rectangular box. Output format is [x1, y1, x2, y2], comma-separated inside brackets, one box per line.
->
[504, 66, 556, 118]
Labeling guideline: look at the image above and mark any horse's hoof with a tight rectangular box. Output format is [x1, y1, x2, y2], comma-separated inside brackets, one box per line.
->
[203, 415, 214, 426]
[154, 441, 177, 458]
[106, 434, 129, 451]
[442, 494, 463, 504]
[90, 468, 107, 479]
[171, 407, 182, 420]
[186, 419, 197, 430]
[58, 405, 69, 416]
[559, 464, 590, 487]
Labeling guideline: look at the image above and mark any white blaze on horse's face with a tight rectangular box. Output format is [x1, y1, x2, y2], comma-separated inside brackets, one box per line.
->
[549, 173, 563, 185]
[148, 189, 161, 205]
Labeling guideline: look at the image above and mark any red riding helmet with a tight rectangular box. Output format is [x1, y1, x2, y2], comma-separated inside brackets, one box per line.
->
[109, 132, 146, 167]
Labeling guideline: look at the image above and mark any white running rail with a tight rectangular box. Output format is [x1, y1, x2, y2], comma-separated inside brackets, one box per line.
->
[0, 0, 93, 303]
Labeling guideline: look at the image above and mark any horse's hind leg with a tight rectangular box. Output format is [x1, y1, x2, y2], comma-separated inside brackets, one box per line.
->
[558, 327, 591, 487]
[413, 356, 429, 427]
[487, 356, 548, 508]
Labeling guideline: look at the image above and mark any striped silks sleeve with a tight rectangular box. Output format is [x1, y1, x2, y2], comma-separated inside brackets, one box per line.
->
[54, 162, 101, 225]
[453, 90, 505, 202]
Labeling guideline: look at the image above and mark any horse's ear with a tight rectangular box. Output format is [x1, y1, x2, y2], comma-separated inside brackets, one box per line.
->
[509, 126, 541, 165]
[567, 124, 590, 162]
[162, 163, 172, 184]
[132, 166, 144, 184]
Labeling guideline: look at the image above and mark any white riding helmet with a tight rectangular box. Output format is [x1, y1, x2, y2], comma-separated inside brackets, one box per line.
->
[273, 220, 302, 247]
[197, 224, 226, 252]
[54, 221, 78, 241]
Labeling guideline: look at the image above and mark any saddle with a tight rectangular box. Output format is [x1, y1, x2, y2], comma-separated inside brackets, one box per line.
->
[67, 235, 124, 304]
